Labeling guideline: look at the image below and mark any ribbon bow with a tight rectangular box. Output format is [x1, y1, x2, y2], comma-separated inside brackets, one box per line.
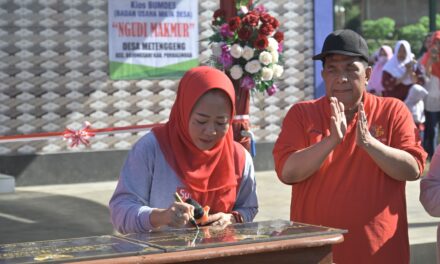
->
[63, 121, 95, 148]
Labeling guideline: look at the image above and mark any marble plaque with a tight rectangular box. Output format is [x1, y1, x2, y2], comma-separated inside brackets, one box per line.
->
[0, 235, 161, 264]
[123, 219, 346, 252]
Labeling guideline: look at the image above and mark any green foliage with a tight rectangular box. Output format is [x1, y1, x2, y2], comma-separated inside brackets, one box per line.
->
[419, 15, 440, 31]
[345, 4, 360, 22]
[235, 0, 251, 10]
[419, 16, 430, 29]
[362, 17, 395, 40]
[361, 15, 440, 57]
[362, 17, 395, 55]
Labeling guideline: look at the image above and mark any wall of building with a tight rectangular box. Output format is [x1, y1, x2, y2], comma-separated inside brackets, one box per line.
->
[0, 0, 315, 184]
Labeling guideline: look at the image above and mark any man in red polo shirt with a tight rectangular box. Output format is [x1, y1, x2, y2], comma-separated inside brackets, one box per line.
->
[273, 29, 427, 264]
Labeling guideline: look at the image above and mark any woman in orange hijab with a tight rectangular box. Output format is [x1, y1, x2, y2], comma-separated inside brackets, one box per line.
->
[109, 66, 258, 233]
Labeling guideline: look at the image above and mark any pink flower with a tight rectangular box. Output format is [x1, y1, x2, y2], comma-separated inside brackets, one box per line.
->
[240, 76, 255, 90]
[220, 24, 234, 38]
[219, 44, 233, 68]
[278, 42, 284, 53]
[266, 84, 277, 96]
[253, 4, 267, 14]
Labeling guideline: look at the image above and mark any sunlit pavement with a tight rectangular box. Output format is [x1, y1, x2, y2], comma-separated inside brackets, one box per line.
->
[0, 171, 437, 263]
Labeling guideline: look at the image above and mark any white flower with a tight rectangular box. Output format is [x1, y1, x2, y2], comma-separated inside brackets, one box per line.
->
[211, 42, 223, 57]
[267, 38, 279, 52]
[271, 50, 279, 63]
[230, 65, 243, 80]
[272, 64, 284, 78]
[261, 67, 274, 81]
[239, 6, 249, 15]
[242, 46, 254, 61]
[259, 51, 272, 66]
[245, 60, 261, 74]
[230, 44, 243, 59]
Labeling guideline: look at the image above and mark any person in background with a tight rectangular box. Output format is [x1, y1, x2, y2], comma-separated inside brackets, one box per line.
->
[404, 79, 428, 139]
[109, 66, 258, 234]
[421, 31, 440, 160]
[382, 40, 425, 101]
[368, 45, 393, 95]
[273, 29, 427, 264]
[420, 145, 440, 263]
[418, 32, 434, 59]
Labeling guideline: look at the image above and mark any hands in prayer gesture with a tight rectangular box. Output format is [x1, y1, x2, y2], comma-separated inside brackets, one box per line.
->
[329, 97, 373, 149]
[329, 97, 347, 144]
[356, 102, 373, 149]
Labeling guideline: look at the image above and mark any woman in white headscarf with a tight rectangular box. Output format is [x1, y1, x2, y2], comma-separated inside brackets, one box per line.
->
[368, 45, 393, 95]
[382, 40, 425, 101]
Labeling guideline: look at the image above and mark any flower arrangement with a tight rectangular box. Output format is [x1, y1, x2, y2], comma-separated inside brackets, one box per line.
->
[207, 1, 284, 96]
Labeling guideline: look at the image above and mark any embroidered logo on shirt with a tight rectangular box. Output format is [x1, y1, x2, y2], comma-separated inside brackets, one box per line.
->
[176, 187, 191, 200]
[369, 125, 386, 142]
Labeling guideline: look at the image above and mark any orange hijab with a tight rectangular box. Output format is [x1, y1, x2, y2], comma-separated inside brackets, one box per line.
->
[421, 30, 440, 78]
[152, 66, 245, 213]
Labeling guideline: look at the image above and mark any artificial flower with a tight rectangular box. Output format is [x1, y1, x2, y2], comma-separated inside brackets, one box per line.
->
[261, 67, 274, 81]
[240, 75, 255, 90]
[207, 2, 284, 96]
[267, 38, 279, 52]
[230, 65, 244, 80]
[242, 46, 254, 61]
[266, 84, 277, 95]
[259, 51, 272, 65]
[271, 50, 279, 63]
[273, 64, 284, 78]
[245, 60, 261, 74]
[230, 44, 243, 59]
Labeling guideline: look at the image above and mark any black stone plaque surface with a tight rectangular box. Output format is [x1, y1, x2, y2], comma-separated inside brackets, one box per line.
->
[122, 219, 346, 252]
[0, 235, 161, 264]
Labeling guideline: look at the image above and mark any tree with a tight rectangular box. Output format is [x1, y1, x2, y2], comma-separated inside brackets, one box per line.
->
[362, 17, 395, 40]
[419, 15, 440, 31]
[362, 17, 395, 54]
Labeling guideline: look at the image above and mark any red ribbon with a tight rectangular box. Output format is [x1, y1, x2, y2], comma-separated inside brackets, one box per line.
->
[0, 116, 253, 148]
[62, 121, 95, 148]
[0, 122, 164, 148]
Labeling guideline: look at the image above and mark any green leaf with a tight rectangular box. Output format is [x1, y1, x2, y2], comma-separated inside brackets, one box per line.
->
[362, 17, 395, 40]
[235, 0, 250, 10]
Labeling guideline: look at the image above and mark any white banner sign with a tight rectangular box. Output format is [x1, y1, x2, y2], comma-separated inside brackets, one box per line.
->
[108, 0, 199, 79]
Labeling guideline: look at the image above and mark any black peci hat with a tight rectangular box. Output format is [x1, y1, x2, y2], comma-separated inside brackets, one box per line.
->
[313, 29, 369, 62]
